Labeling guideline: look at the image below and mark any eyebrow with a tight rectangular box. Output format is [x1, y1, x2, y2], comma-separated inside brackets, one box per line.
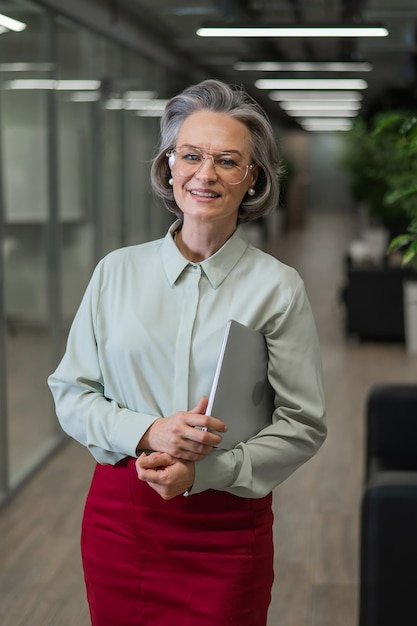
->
[179, 144, 244, 157]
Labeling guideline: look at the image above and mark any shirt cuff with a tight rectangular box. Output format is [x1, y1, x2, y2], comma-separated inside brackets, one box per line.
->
[108, 408, 159, 458]
[191, 448, 236, 494]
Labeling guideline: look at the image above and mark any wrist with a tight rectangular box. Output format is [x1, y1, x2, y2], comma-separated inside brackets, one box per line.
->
[183, 461, 195, 496]
[135, 419, 161, 455]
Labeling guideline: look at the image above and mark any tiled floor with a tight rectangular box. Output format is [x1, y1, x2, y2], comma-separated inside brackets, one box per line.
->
[1, 208, 417, 625]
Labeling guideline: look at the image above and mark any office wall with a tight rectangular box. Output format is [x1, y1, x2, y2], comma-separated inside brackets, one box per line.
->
[309, 133, 354, 214]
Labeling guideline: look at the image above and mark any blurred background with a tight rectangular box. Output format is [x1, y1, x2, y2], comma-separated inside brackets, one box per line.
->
[1, 1, 417, 625]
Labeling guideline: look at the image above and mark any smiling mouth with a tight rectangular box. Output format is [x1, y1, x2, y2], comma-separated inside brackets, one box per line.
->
[190, 189, 220, 198]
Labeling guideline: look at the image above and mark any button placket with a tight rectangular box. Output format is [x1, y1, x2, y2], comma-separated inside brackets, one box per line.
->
[173, 265, 202, 410]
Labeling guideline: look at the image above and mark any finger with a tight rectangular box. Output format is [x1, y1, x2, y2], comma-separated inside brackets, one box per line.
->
[185, 430, 223, 450]
[137, 467, 165, 483]
[189, 396, 208, 415]
[137, 451, 172, 469]
[206, 416, 228, 433]
[136, 459, 173, 482]
[179, 418, 223, 449]
[190, 416, 227, 434]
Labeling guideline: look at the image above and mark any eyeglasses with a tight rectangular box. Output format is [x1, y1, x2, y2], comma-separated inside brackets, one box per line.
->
[166, 145, 254, 185]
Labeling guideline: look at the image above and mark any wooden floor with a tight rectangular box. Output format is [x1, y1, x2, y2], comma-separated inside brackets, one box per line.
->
[2, 209, 417, 625]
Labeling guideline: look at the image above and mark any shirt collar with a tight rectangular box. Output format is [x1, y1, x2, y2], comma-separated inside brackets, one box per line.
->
[162, 219, 249, 289]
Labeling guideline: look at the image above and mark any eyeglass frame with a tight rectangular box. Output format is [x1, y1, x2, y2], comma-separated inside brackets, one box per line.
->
[166, 145, 255, 185]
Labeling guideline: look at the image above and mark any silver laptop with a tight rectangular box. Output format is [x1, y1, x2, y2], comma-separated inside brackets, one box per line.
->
[205, 320, 275, 450]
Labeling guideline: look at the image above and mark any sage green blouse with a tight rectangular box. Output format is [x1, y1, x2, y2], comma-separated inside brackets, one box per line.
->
[48, 220, 326, 498]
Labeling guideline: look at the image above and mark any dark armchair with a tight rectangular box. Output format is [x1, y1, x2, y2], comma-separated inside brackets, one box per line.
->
[342, 256, 411, 342]
[359, 384, 417, 626]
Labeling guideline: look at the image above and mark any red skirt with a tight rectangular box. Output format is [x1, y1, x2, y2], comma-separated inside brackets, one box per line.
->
[81, 458, 274, 626]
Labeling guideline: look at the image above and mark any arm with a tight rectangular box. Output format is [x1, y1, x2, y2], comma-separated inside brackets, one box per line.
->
[48, 261, 227, 465]
[190, 280, 327, 498]
[48, 261, 157, 464]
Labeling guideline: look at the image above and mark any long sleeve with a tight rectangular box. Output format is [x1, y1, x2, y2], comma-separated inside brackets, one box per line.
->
[48, 258, 160, 464]
[191, 279, 326, 498]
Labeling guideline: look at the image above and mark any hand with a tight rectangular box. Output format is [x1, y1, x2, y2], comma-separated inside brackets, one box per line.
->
[138, 396, 227, 461]
[135, 451, 194, 500]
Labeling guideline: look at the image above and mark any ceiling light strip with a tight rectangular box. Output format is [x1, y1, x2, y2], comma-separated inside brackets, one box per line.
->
[301, 119, 353, 131]
[4, 79, 101, 90]
[197, 26, 388, 38]
[269, 90, 363, 101]
[280, 101, 361, 111]
[286, 110, 358, 117]
[256, 78, 368, 90]
[0, 13, 26, 32]
[234, 61, 373, 72]
[0, 62, 55, 72]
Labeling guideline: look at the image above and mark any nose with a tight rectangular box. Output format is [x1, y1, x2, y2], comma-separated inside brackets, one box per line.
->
[195, 154, 217, 180]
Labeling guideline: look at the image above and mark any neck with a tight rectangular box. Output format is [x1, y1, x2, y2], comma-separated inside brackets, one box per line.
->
[175, 221, 236, 262]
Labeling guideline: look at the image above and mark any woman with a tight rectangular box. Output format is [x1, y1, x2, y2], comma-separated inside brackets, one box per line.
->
[48, 79, 326, 626]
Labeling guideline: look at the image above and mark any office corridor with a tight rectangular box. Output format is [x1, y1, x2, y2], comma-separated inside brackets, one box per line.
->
[1, 209, 417, 626]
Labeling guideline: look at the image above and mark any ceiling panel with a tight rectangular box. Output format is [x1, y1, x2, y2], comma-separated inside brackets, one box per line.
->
[115, 0, 417, 127]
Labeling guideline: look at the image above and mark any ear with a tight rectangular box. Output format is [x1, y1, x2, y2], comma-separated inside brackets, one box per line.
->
[249, 164, 259, 188]
[168, 153, 175, 169]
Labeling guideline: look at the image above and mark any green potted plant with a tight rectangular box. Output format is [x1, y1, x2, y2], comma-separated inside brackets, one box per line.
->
[342, 111, 417, 237]
[374, 112, 417, 236]
[341, 117, 389, 225]
[388, 219, 417, 354]
[383, 112, 417, 266]
[387, 219, 417, 268]
[381, 112, 417, 352]
[343, 111, 417, 351]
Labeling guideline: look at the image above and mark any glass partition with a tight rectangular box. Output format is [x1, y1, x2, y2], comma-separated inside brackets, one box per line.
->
[56, 18, 98, 329]
[0, 0, 182, 504]
[1, 3, 62, 487]
[121, 50, 174, 245]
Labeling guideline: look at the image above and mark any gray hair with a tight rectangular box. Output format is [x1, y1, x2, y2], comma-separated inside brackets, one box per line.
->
[150, 79, 281, 223]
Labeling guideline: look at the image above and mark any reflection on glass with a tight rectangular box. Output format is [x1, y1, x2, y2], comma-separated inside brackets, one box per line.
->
[2, 4, 60, 487]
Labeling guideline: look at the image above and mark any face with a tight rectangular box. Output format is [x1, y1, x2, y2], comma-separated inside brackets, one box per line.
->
[169, 110, 258, 229]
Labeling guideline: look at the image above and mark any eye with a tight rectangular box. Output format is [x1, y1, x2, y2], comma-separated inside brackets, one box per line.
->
[216, 156, 239, 169]
[182, 151, 203, 162]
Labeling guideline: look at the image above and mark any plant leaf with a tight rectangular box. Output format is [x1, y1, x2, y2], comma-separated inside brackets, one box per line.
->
[402, 240, 417, 266]
[387, 234, 413, 253]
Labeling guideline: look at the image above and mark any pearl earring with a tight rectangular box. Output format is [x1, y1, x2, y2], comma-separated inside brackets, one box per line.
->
[248, 188, 255, 197]
[169, 178, 174, 186]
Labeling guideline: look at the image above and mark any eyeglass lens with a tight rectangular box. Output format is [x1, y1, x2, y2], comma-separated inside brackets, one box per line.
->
[168, 147, 252, 184]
